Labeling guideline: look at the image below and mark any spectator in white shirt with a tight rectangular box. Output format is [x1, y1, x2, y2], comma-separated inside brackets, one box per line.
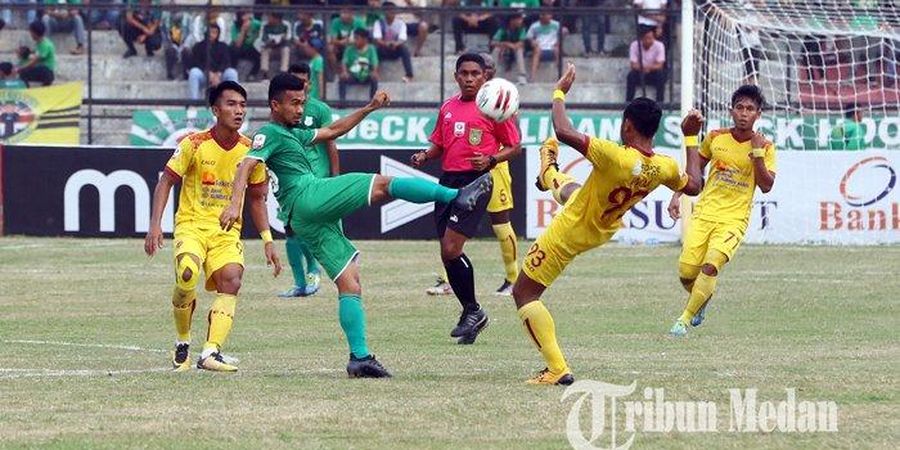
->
[373, 2, 414, 82]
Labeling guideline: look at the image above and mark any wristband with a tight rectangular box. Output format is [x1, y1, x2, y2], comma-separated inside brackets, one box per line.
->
[260, 229, 273, 243]
[683, 135, 699, 147]
[552, 89, 566, 101]
[751, 148, 765, 158]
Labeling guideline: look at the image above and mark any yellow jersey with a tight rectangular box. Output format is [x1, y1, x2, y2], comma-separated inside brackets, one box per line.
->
[164, 130, 267, 231]
[694, 129, 777, 225]
[560, 137, 688, 234]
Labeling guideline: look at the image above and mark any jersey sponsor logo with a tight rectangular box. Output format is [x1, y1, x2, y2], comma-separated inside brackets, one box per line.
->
[454, 121, 465, 136]
[468, 128, 483, 146]
[201, 172, 216, 186]
[444, 112, 452, 120]
[252, 134, 266, 149]
[201, 159, 216, 166]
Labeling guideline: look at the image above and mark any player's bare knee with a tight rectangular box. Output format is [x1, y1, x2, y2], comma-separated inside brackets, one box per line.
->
[371, 175, 391, 203]
[440, 241, 464, 261]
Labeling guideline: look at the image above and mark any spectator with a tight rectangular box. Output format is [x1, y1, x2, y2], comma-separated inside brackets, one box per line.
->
[258, 13, 292, 79]
[339, 28, 379, 101]
[364, 0, 384, 31]
[294, 41, 325, 100]
[449, 0, 498, 55]
[526, 12, 561, 81]
[41, 0, 87, 55]
[579, 0, 609, 56]
[190, 7, 229, 46]
[2, 1, 37, 29]
[188, 24, 237, 101]
[490, 10, 527, 85]
[633, 0, 666, 36]
[328, 7, 365, 78]
[497, 0, 540, 27]
[16, 21, 55, 86]
[0, 61, 27, 89]
[626, 28, 666, 102]
[395, 0, 430, 57]
[373, 2, 414, 82]
[830, 105, 866, 150]
[231, 11, 262, 81]
[122, 0, 162, 58]
[162, 10, 194, 80]
[88, 0, 122, 30]
[293, 11, 326, 57]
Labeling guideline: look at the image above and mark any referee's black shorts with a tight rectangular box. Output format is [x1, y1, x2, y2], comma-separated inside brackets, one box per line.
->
[434, 170, 490, 239]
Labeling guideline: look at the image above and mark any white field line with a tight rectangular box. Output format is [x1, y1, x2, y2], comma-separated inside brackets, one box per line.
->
[2, 339, 168, 353]
[0, 367, 172, 379]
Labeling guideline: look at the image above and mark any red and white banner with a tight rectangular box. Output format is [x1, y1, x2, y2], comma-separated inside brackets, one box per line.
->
[526, 149, 899, 245]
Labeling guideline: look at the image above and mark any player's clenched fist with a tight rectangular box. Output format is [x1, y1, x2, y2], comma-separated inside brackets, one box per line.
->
[369, 91, 390, 109]
[681, 109, 704, 137]
[219, 204, 241, 231]
[144, 225, 164, 257]
[750, 132, 767, 153]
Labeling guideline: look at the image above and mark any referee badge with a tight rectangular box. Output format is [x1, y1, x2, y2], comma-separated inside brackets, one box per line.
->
[468, 128, 483, 146]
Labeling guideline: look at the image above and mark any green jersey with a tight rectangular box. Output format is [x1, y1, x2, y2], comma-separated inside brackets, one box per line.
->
[247, 122, 318, 216]
[343, 44, 378, 81]
[829, 120, 865, 150]
[329, 16, 364, 40]
[35, 38, 57, 72]
[298, 97, 335, 179]
[308, 55, 324, 100]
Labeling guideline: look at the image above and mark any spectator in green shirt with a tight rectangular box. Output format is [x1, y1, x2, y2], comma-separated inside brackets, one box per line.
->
[328, 7, 365, 78]
[258, 13, 292, 79]
[294, 44, 326, 100]
[17, 21, 56, 86]
[830, 105, 866, 150]
[490, 11, 527, 85]
[231, 11, 262, 81]
[339, 28, 379, 101]
[0, 62, 27, 89]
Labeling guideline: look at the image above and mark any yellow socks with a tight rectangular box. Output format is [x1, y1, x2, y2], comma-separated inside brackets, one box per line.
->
[679, 272, 717, 324]
[204, 293, 237, 353]
[172, 287, 196, 342]
[492, 222, 518, 283]
[517, 300, 568, 374]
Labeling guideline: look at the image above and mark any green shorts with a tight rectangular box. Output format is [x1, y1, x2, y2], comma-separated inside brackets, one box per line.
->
[288, 173, 376, 279]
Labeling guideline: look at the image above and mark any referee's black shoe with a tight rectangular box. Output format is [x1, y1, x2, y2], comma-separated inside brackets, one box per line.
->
[453, 172, 493, 211]
[451, 307, 488, 338]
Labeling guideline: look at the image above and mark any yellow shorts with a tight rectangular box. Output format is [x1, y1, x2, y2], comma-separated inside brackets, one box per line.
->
[487, 161, 513, 213]
[173, 226, 244, 291]
[679, 216, 746, 267]
[522, 205, 617, 287]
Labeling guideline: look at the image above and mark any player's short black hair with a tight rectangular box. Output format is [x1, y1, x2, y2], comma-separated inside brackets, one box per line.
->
[354, 28, 370, 40]
[0, 62, 13, 77]
[623, 97, 662, 139]
[289, 62, 311, 76]
[844, 103, 858, 119]
[268, 72, 305, 102]
[455, 52, 486, 72]
[29, 20, 45, 37]
[731, 84, 765, 109]
[208, 80, 247, 107]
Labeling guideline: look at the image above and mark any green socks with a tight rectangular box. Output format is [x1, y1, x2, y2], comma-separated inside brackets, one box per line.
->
[284, 235, 307, 289]
[298, 235, 320, 275]
[338, 294, 369, 359]
[388, 177, 458, 204]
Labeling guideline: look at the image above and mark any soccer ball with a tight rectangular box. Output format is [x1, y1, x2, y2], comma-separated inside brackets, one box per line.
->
[476, 78, 520, 123]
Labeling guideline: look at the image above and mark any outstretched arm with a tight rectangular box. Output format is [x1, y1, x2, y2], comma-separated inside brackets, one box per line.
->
[144, 170, 179, 256]
[552, 62, 590, 156]
[246, 182, 282, 277]
[220, 158, 260, 231]
[312, 91, 390, 143]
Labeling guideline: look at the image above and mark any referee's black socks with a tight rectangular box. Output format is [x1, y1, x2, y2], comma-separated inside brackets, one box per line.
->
[444, 253, 480, 312]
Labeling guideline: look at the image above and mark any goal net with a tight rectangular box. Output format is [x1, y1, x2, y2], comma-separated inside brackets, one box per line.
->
[692, 0, 900, 151]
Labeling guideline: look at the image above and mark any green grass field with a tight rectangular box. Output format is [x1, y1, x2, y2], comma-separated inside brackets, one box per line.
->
[0, 237, 897, 449]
